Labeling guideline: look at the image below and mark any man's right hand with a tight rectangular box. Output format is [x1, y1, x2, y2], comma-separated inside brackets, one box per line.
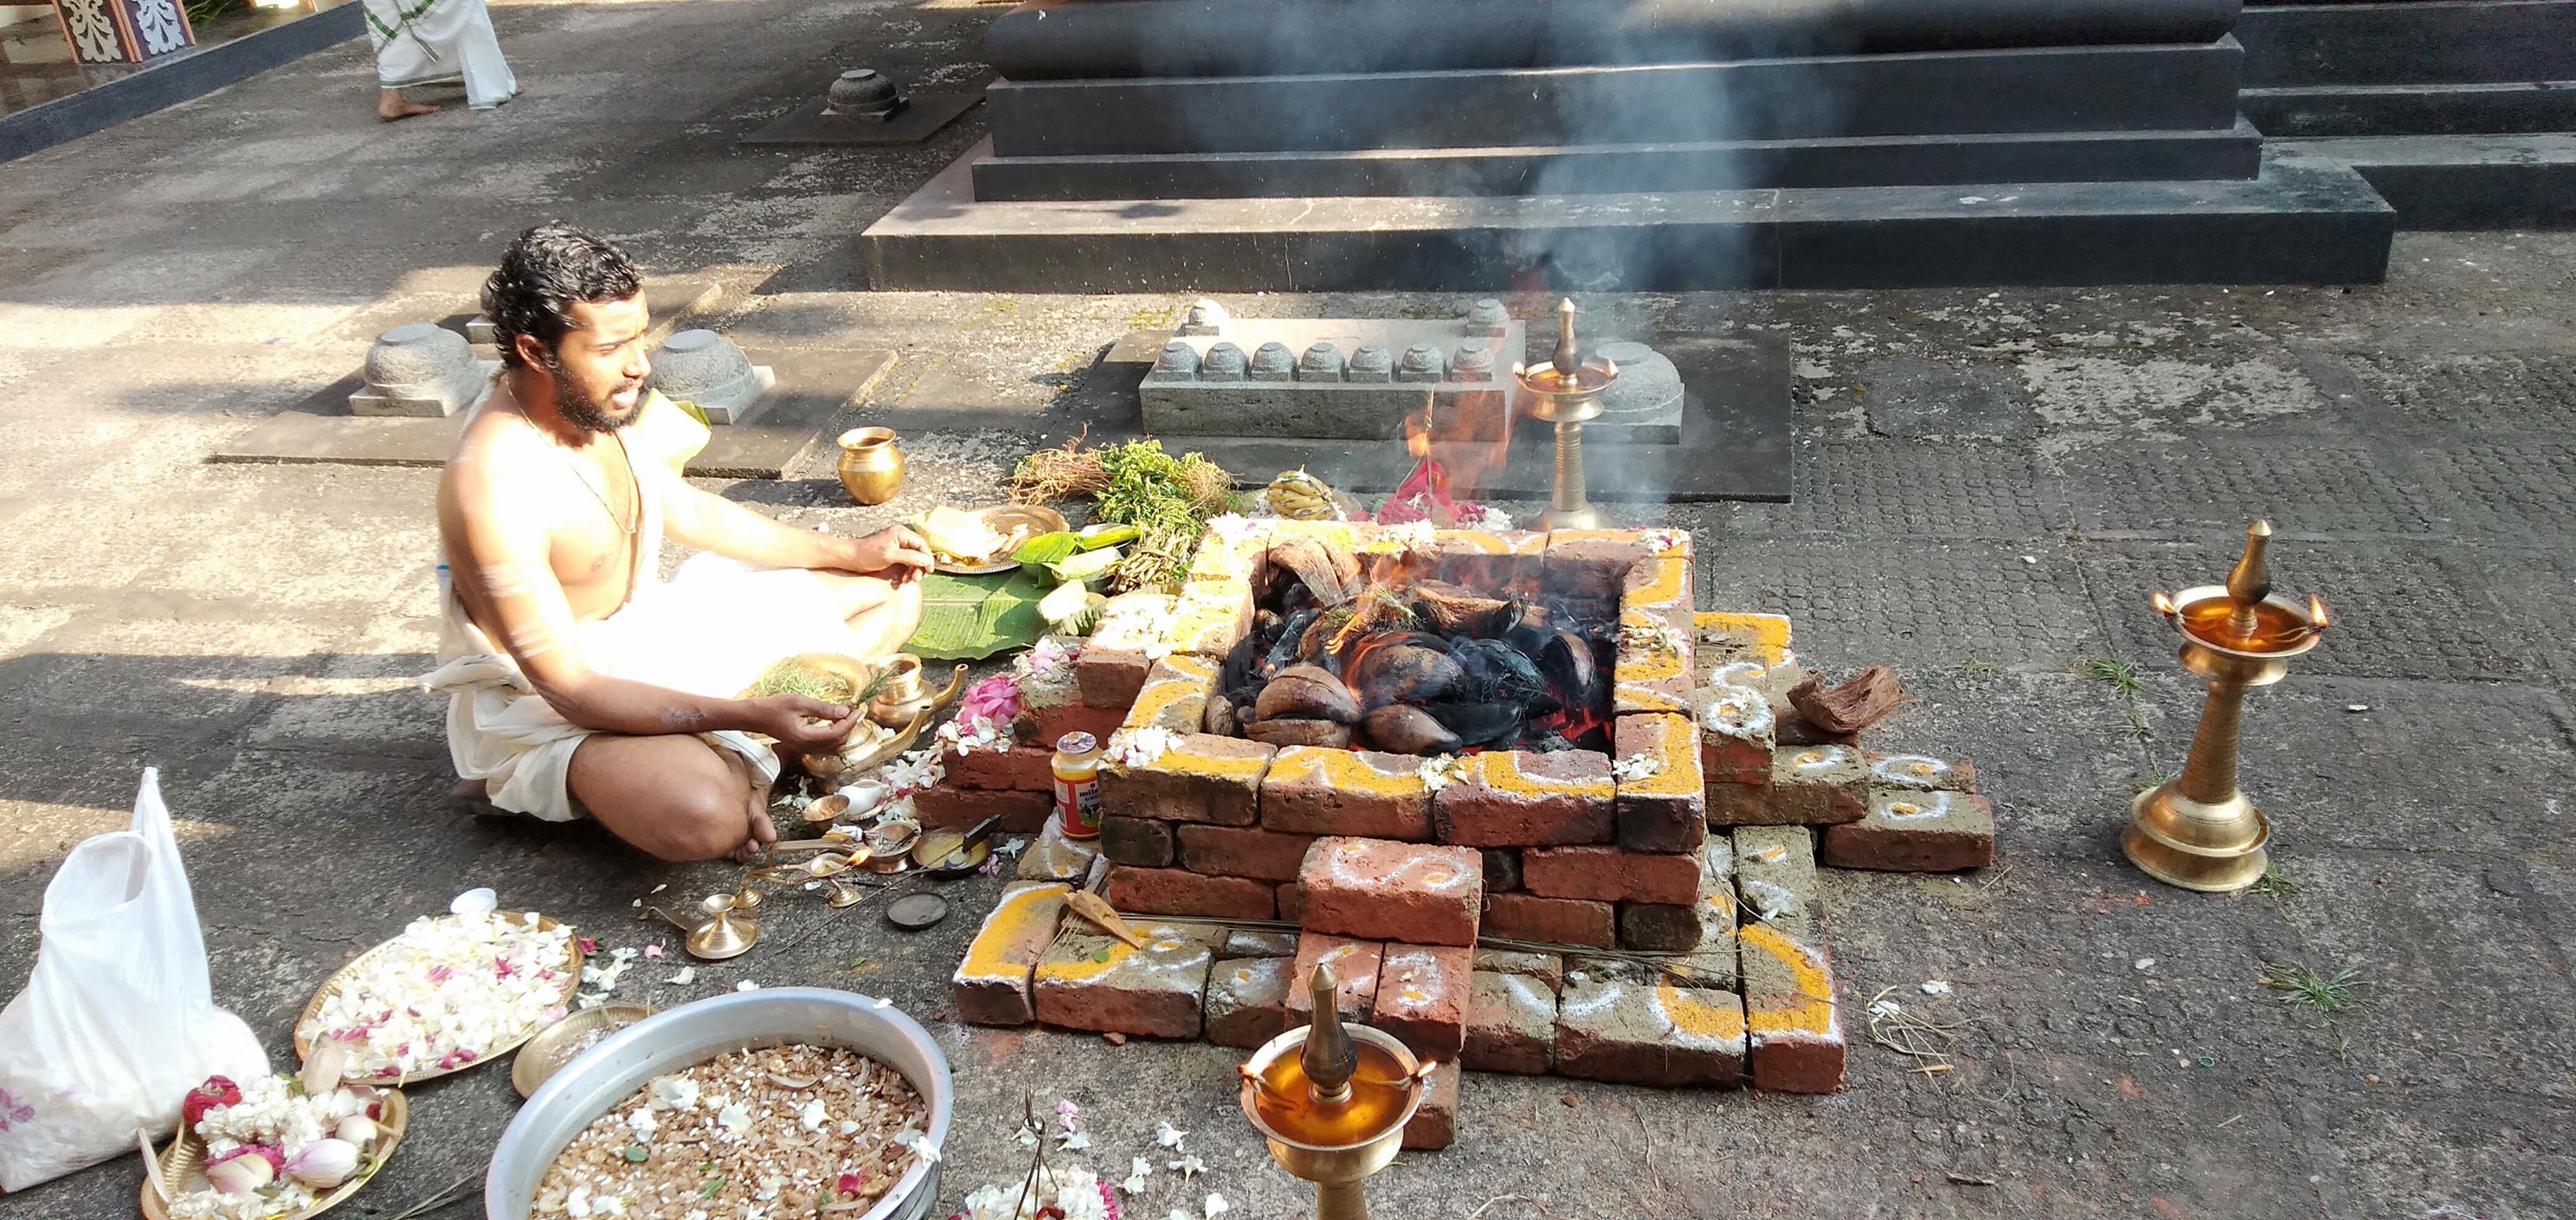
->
[743, 694, 864, 752]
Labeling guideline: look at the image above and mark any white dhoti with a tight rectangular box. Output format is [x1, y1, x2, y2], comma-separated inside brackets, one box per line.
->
[421, 450, 865, 823]
[365, 0, 518, 109]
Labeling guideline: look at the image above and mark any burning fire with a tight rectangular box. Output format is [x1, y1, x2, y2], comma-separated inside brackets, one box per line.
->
[2307, 594, 2328, 630]
[2151, 591, 2177, 618]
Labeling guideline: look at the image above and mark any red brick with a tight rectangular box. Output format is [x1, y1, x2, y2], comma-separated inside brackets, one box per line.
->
[945, 742, 1057, 792]
[1472, 948, 1563, 991]
[1706, 782, 1775, 826]
[1732, 826, 1822, 939]
[1276, 881, 1304, 923]
[1767, 745, 1868, 825]
[1204, 956, 1295, 1049]
[1033, 701, 1125, 748]
[1104, 865, 1277, 920]
[1819, 791, 1996, 873]
[1014, 819, 1104, 883]
[1031, 922, 1216, 1039]
[1613, 714, 1706, 854]
[1220, 929, 1300, 959]
[1298, 837, 1482, 946]
[1098, 816, 1175, 867]
[1430, 751, 1615, 847]
[1618, 901, 1701, 952]
[1463, 970, 1556, 1074]
[1555, 977, 1744, 1088]
[1075, 647, 1153, 709]
[1177, 823, 1317, 882]
[1124, 655, 1217, 735]
[1523, 845, 1701, 905]
[1400, 1062, 1460, 1151]
[1694, 679, 1777, 786]
[1283, 933, 1383, 1022]
[1419, 529, 1544, 596]
[912, 785, 1050, 834]
[1542, 532, 1650, 603]
[1372, 944, 1472, 1060]
[1098, 732, 1273, 826]
[1259, 746, 1433, 840]
[1864, 752, 1979, 794]
[1741, 921, 1845, 1094]
[1479, 891, 1614, 948]
[950, 882, 1069, 1026]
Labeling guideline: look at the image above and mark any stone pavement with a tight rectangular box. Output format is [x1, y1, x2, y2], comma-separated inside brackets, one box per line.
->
[1, 2, 2573, 1217]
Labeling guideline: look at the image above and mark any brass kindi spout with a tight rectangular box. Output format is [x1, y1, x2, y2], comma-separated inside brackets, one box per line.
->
[2124, 520, 2329, 893]
[1514, 298, 1620, 533]
[1301, 965, 1358, 1104]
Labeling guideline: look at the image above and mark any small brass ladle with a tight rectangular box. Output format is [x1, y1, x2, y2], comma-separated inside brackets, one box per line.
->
[639, 893, 760, 960]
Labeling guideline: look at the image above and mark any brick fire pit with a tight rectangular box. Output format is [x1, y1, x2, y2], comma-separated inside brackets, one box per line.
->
[945, 519, 1995, 1146]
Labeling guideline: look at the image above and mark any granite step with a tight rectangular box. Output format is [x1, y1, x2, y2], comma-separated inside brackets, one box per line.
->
[970, 123, 2263, 202]
[2276, 132, 2576, 228]
[2244, 81, 2576, 137]
[858, 143, 2395, 292]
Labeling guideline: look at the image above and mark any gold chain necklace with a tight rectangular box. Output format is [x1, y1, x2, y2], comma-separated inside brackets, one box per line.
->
[563, 433, 638, 538]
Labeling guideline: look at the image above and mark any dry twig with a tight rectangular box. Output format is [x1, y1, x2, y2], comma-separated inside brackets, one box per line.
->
[1866, 985, 1965, 1079]
[1467, 1194, 1551, 1219]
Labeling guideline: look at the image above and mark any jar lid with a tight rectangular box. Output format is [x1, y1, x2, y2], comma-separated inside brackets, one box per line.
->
[1056, 732, 1098, 755]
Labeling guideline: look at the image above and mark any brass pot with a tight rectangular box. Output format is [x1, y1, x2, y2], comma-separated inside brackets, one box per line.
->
[866, 654, 931, 726]
[837, 427, 905, 505]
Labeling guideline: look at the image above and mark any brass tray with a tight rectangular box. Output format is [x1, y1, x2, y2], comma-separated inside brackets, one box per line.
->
[293, 913, 584, 1087]
[932, 505, 1068, 574]
[140, 1089, 408, 1220]
[512, 1004, 654, 1099]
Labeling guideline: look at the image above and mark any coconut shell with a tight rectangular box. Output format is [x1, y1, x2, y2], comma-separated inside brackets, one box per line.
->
[1362, 703, 1462, 755]
[1787, 666, 1904, 734]
[1255, 665, 1362, 725]
[1350, 644, 1465, 710]
[1243, 719, 1354, 748]
[1265, 535, 1361, 609]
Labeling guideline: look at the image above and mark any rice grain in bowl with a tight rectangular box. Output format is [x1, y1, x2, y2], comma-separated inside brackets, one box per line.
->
[487, 988, 952, 1220]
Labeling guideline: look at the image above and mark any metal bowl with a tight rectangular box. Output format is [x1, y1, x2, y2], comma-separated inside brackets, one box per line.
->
[485, 987, 952, 1220]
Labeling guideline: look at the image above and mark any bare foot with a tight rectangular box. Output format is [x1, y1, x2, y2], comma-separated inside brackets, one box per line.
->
[377, 91, 439, 121]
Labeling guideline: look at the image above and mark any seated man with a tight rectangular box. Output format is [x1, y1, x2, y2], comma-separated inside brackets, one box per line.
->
[425, 223, 931, 861]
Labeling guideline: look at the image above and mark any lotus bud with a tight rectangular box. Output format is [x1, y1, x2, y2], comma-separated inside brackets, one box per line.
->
[335, 1114, 377, 1148]
[284, 1138, 361, 1189]
[205, 1151, 275, 1196]
[299, 1042, 349, 1096]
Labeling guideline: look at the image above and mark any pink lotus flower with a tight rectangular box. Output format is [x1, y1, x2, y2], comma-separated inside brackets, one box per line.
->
[959, 675, 1021, 728]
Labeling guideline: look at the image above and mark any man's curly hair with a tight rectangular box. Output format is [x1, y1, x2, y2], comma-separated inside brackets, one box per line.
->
[480, 223, 643, 369]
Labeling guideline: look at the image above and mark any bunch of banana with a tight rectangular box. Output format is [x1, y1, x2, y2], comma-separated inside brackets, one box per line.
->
[1264, 469, 1344, 521]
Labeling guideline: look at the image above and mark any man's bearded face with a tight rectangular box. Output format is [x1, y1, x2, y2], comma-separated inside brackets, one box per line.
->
[544, 294, 652, 434]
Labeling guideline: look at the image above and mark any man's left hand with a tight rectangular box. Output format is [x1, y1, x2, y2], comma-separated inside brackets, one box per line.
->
[842, 525, 936, 584]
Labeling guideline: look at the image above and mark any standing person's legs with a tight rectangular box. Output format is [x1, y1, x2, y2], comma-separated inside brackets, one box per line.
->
[379, 87, 438, 121]
[567, 733, 776, 862]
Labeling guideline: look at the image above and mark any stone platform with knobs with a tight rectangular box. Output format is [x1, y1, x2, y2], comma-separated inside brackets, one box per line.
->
[946, 520, 1995, 1139]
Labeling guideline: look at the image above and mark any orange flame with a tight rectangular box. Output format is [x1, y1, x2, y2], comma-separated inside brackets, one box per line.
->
[1404, 402, 1432, 462]
[2151, 591, 2177, 617]
[2308, 594, 2328, 629]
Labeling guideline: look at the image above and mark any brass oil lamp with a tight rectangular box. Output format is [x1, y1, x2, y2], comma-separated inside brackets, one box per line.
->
[1512, 299, 1619, 532]
[2126, 520, 2329, 892]
[1239, 965, 1433, 1220]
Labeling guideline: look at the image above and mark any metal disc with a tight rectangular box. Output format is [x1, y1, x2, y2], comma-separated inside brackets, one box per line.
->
[886, 893, 950, 930]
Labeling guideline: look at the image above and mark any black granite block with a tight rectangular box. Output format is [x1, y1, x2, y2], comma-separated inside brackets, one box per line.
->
[860, 139, 2395, 292]
[2236, 0, 2576, 87]
[985, 41, 2244, 158]
[2286, 133, 2576, 229]
[2243, 82, 2576, 139]
[970, 124, 2263, 202]
[983, 0, 2241, 80]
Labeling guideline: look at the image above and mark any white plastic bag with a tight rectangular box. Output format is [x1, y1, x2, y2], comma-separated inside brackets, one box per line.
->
[0, 769, 269, 1192]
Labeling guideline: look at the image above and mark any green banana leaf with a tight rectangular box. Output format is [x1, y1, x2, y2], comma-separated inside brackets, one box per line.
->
[907, 569, 1049, 661]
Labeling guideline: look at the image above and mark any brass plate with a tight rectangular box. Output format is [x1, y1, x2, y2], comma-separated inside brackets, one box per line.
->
[512, 1004, 654, 1099]
[141, 1090, 408, 1220]
[910, 830, 990, 874]
[931, 504, 1069, 574]
[293, 913, 583, 1087]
